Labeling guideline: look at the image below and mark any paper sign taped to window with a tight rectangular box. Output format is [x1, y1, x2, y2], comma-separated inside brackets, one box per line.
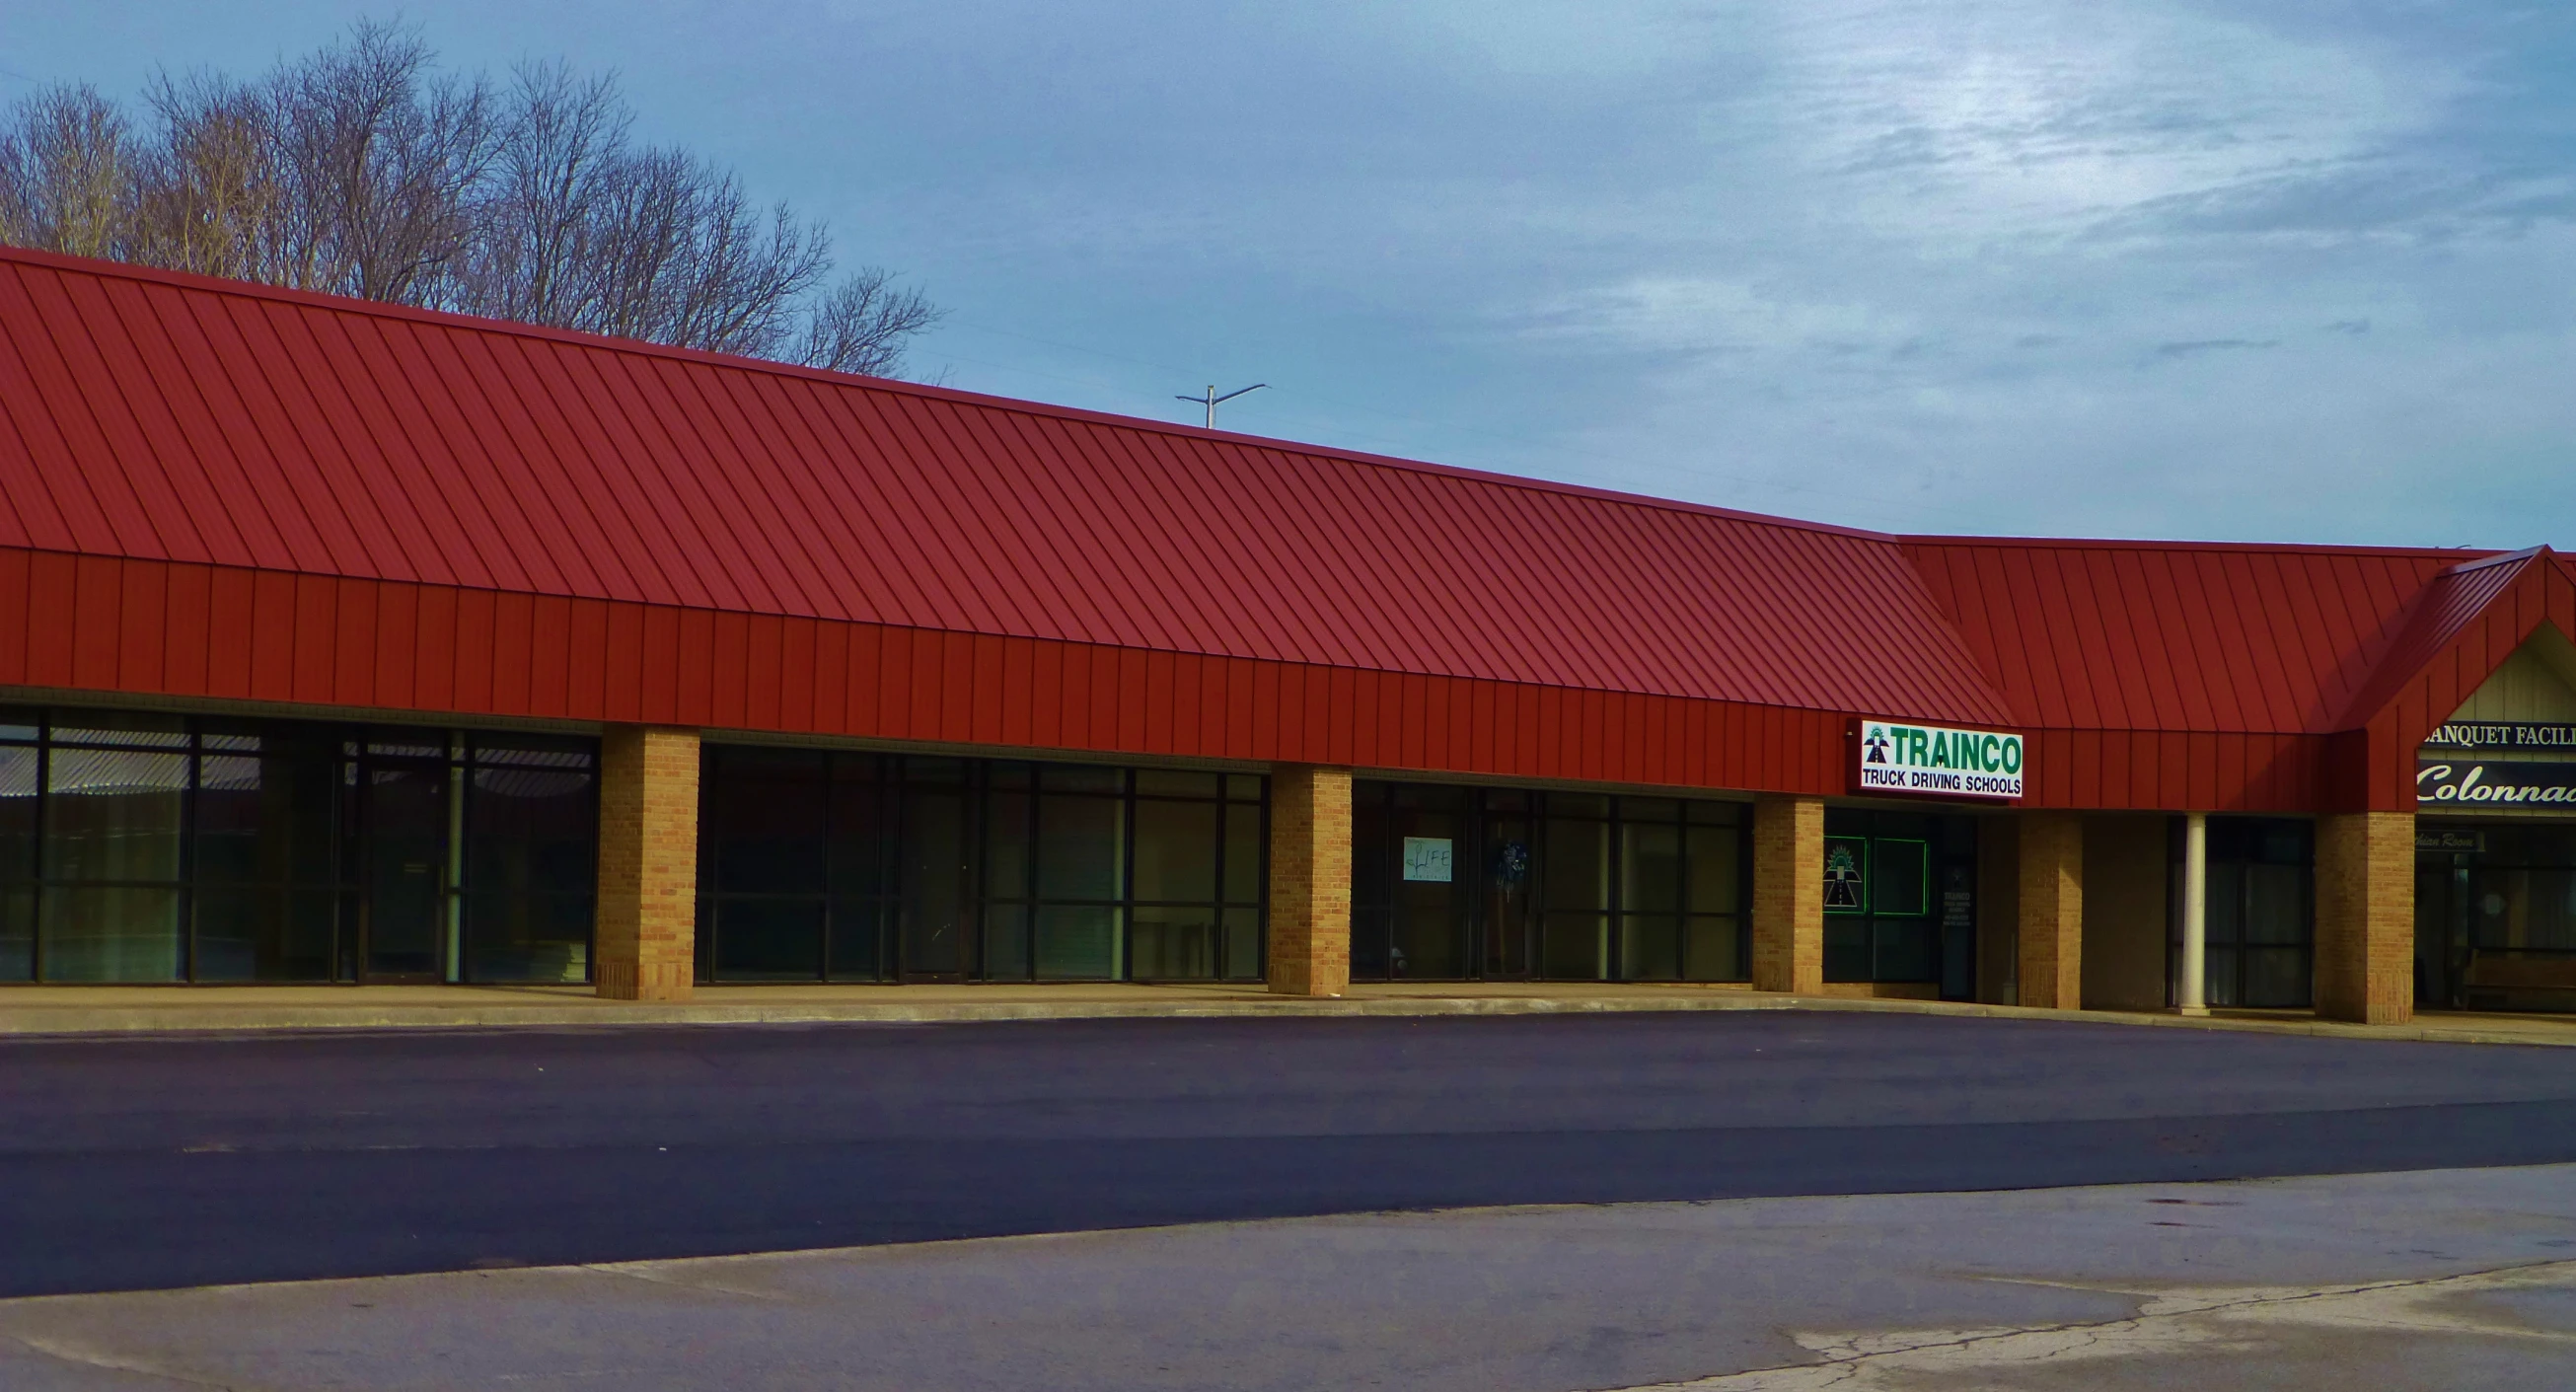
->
[1401, 837, 1453, 882]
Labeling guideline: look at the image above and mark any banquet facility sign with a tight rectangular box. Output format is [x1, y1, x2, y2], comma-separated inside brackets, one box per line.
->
[1853, 718, 2024, 801]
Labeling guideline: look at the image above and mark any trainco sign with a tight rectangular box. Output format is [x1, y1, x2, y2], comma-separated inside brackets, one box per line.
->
[1852, 718, 2024, 801]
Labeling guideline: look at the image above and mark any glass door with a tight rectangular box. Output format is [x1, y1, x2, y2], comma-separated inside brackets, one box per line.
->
[361, 760, 449, 983]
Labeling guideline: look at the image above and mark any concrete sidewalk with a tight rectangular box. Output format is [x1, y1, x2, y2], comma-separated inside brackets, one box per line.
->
[2, 979, 2573, 1048]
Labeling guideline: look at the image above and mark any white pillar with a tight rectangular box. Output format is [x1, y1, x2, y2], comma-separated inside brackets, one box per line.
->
[2179, 812, 2209, 1016]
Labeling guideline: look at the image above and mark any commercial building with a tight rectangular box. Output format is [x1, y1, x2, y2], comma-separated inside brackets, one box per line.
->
[0, 246, 2569, 1021]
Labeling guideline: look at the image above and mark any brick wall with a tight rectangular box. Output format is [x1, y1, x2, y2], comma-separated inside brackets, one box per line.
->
[2316, 811, 2414, 1024]
[594, 725, 702, 1002]
[1751, 794, 1823, 993]
[1267, 765, 1353, 997]
[2017, 812, 2083, 1009]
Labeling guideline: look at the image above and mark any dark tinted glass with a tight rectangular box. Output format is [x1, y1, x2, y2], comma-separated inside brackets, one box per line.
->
[714, 898, 825, 981]
[1222, 907, 1261, 981]
[1621, 914, 1680, 981]
[1543, 818, 1608, 913]
[983, 903, 1031, 980]
[194, 888, 336, 982]
[1135, 769, 1218, 798]
[0, 884, 31, 981]
[468, 762, 596, 981]
[1621, 823, 1682, 915]
[826, 760, 885, 901]
[0, 746, 36, 881]
[1874, 840, 1929, 916]
[1541, 912, 1606, 979]
[1036, 905, 1117, 979]
[828, 898, 886, 981]
[1684, 914, 1742, 982]
[1133, 798, 1217, 903]
[1684, 825, 1738, 915]
[42, 886, 183, 981]
[45, 749, 185, 882]
[1222, 804, 1263, 904]
[1038, 794, 1122, 901]
[1132, 905, 1218, 978]
[194, 734, 337, 887]
[712, 749, 826, 896]
[1041, 765, 1122, 794]
[987, 790, 1033, 898]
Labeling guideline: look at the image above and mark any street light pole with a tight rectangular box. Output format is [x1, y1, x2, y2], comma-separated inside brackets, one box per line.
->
[1177, 383, 1267, 430]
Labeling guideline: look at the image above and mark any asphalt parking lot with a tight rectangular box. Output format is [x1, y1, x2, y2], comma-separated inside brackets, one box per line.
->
[6, 1009, 2576, 1297]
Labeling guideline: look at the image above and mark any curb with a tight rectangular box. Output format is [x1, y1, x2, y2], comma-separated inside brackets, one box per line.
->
[0, 989, 2566, 1048]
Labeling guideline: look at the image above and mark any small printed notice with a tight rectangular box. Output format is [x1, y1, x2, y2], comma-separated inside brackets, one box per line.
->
[1401, 837, 1454, 882]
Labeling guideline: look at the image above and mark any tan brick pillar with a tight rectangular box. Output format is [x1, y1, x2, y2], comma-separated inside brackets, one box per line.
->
[1751, 794, 1823, 993]
[1268, 765, 1353, 997]
[2018, 812, 2083, 1009]
[2316, 812, 2414, 1025]
[594, 725, 701, 1001]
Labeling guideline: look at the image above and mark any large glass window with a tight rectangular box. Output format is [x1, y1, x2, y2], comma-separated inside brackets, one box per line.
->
[464, 737, 597, 983]
[697, 752, 1264, 984]
[1353, 782, 1747, 983]
[193, 725, 338, 982]
[0, 707, 596, 984]
[2174, 817, 2313, 1008]
[2415, 822, 2576, 1011]
[1824, 809, 1977, 993]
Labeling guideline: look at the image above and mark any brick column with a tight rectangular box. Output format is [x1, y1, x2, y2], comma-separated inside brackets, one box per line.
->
[2018, 812, 2083, 1009]
[1268, 765, 1353, 997]
[594, 725, 701, 1001]
[1751, 794, 1823, 993]
[2316, 811, 2413, 1025]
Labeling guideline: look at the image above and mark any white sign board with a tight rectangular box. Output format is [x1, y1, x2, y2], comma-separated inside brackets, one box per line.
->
[1855, 719, 2024, 800]
[1400, 837, 1454, 882]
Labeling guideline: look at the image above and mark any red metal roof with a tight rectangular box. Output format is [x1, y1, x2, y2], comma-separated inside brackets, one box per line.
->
[1903, 538, 2491, 735]
[0, 245, 2567, 811]
[0, 247, 2010, 725]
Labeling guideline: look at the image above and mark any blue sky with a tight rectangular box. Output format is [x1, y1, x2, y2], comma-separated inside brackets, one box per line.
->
[7, 2, 2571, 545]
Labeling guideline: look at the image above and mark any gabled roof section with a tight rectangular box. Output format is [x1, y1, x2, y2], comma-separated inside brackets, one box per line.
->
[1900, 537, 2477, 734]
[0, 247, 2012, 723]
[2330, 545, 2576, 736]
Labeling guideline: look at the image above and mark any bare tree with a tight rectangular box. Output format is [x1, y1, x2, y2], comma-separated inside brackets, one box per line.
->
[464, 59, 627, 327]
[580, 148, 829, 358]
[128, 71, 283, 282]
[0, 85, 133, 258]
[798, 266, 942, 377]
[266, 19, 499, 304]
[0, 19, 940, 379]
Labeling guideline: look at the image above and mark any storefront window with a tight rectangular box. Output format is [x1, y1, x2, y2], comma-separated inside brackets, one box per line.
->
[465, 739, 597, 984]
[696, 751, 1264, 984]
[0, 708, 597, 985]
[2177, 818, 2314, 1009]
[1824, 809, 1977, 994]
[192, 726, 338, 982]
[1353, 782, 1747, 983]
[2418, 823, 2576, 1011]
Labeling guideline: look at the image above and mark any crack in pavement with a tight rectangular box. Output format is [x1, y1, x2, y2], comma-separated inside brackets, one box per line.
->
[1607, 1258, 2576, 1390]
